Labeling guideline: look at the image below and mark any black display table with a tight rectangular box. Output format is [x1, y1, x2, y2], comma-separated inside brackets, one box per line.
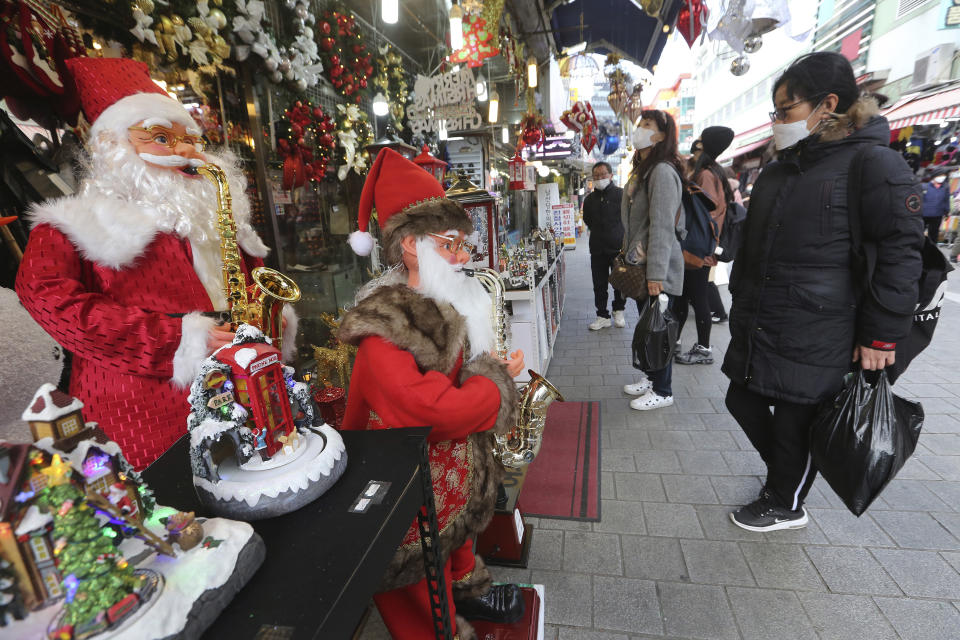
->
[142, 427, 453, 640]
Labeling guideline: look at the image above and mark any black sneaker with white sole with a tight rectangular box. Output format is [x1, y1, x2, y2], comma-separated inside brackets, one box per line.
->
[730, 493, 808, 532]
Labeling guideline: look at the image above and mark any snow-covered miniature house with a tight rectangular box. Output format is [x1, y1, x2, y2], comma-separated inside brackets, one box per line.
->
[22, 384, 85, 443]
[188, 325, 347, 520]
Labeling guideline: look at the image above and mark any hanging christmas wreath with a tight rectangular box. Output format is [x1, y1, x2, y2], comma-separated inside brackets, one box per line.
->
[278, 100, 335, 190]
[317, 7, 371, 104]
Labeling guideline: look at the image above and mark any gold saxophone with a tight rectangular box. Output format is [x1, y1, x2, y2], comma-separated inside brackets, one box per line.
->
[467, 268, 564, 469]
[195, 163, 301, 351]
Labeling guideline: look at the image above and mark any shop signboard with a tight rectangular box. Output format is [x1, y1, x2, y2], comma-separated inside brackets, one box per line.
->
[551, 202, 577, 247]
[408, 67, 483, 134]
[536, 182, 560, 227]
[526, 135, 574, 161]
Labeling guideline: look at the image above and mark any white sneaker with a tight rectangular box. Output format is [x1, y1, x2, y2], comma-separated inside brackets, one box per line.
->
[589, 316, 612, 331]
[623, 379, 652, 396]
[629, 392, 674, 411]
[613, 310, 626, 328]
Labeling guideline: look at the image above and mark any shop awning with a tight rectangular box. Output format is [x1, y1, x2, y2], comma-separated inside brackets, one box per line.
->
[550, 0, 683, 69]
[718, 123, 772, 162]
[883, 85, 960, 130]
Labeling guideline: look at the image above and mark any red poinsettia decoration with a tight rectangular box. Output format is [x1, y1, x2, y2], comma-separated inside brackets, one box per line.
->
[278, 101, 335, 189]
[677, 0, 709, 48]
[317, 8, 371, 104]
[448, 13, 499, 68]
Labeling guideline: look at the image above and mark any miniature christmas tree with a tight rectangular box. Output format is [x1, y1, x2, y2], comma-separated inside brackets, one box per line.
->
[37, 460, 142, 630]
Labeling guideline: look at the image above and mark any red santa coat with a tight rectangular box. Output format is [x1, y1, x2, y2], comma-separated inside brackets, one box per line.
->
[15, 192, 276, 470]
[338, 283, 518, 592]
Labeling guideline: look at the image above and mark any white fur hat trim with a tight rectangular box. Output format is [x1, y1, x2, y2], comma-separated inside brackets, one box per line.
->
[348, 230, 375, 256]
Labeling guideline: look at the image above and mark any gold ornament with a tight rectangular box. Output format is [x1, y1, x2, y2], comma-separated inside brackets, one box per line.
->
[136, 0, 154, 14]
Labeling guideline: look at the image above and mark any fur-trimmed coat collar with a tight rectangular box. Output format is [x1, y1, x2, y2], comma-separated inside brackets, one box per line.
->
[27, 191, 268, 270]
[338, 283, 467, 374]
[818, 95, 881, 143]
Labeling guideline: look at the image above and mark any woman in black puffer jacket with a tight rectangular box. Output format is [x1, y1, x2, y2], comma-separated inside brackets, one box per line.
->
[722, 52, 924, 533]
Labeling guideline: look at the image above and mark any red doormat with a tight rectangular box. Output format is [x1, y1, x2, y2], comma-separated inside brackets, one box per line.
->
[521, 401, 601, 522]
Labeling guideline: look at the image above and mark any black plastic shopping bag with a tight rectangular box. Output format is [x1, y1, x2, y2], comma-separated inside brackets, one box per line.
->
[632, 297, 677, 372]
[809, 370, 924, 516]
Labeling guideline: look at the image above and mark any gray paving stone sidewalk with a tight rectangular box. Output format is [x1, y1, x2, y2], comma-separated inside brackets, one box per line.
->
[360, 235, 960, 639]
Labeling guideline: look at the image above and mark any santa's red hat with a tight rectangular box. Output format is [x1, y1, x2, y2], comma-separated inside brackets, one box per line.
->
[65, 57, 199, 141]
[349, 148, 472, 263]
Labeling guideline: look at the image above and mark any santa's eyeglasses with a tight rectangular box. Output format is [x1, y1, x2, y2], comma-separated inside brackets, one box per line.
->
[428, 233, 475, 254]
[128, 125, 205, 152]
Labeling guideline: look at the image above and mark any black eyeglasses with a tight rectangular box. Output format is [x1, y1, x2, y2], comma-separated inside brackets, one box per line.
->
[769, 94, 825, 123]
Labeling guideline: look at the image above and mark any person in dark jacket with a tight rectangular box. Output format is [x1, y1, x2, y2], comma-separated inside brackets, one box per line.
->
[920, 168, 951, 241]
[583, 161, 626, 329]
[722, 52, 924, 533]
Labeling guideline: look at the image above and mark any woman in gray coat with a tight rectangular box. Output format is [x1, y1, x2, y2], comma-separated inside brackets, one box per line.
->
[621, 109, 686, 410]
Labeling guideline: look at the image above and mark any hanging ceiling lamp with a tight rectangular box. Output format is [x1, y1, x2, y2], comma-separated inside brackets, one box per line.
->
[449, 4, 464, 51]
[382, 0, 398, 24]
[568, 53, 599, 101]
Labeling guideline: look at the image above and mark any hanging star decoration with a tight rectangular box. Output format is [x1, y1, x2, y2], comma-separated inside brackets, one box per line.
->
[41, 454, 73, 487]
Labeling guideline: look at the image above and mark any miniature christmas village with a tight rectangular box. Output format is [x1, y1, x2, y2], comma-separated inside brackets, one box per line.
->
[2, 384, 265, 639]
[187, 324, 347, 520]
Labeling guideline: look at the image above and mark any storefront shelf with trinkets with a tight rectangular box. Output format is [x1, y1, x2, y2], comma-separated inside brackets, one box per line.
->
[503, 249, 566, 384]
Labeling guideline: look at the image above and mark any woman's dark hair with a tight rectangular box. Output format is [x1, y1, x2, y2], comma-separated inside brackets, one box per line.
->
[772, 51, 860, 114]
[692, 152, 734, 204]
[631, 109, 685, 181]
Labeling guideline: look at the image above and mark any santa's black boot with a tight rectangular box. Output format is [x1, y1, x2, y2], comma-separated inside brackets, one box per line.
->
[453, 583, 525, 624]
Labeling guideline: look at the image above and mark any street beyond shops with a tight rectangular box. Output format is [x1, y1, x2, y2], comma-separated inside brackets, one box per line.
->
[359, 234, 960, 640]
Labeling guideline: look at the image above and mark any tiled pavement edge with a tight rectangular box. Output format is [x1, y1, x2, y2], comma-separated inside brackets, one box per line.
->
[360, 235, 960, 640]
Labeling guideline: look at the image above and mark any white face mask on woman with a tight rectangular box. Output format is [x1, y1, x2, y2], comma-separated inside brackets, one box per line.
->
[632, 126, 656, 150]
[772, 101, 826, 151]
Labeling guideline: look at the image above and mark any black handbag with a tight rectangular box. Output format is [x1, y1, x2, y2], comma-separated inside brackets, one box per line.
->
[608, 253, 647, 299]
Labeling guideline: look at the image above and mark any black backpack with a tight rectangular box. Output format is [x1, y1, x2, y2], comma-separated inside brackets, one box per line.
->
[717, 200, 746, 263]
[676, 179, 719, 268]
[848, 145, 953, 382]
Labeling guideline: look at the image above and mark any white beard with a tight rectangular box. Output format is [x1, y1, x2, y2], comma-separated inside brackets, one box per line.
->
[79, 138, 254, 309]
[415, 237, 494, 361]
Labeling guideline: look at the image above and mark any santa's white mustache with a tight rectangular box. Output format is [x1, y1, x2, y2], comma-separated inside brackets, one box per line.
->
[138, 153, 205, 168]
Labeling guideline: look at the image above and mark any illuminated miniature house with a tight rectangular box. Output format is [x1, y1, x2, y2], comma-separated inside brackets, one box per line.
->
[187, 325, 346, 520]
[22, 384, 84, 442]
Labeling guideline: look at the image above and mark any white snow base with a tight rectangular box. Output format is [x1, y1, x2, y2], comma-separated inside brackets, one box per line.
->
[194, 424, 346, 509]
[5, 516, 257, 639]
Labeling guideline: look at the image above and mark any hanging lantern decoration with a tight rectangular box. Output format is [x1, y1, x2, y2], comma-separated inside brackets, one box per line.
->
[518, 112, 546, 153]
[413, 144, 449, 182]
[625, 85, 644, 125]
[567, 52, 599, 102]
[508, 151, 526, 190]
[676, 0, 709, 48]
[605, 55, 629, 116]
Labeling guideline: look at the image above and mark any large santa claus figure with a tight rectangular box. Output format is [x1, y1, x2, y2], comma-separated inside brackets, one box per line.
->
[16, 57, 291, 470]
[338, 148, 525, 640]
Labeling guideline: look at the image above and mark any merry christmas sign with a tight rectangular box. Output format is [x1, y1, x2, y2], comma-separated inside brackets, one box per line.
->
[408, 67, 483, 134]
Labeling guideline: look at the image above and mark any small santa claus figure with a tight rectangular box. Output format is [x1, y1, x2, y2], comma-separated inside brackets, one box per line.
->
[338, 149, 525, 640]
[15, 57, 292, 470]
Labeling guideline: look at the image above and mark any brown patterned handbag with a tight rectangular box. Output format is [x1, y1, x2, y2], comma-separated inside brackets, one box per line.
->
[608, 253, 647, 299]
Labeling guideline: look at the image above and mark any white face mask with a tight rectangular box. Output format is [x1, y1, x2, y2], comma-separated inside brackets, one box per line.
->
[593, 178, 610, 190]
[632, 126, 656, 150]
[933, 176, 946, 185]
[772, 101, 825, 151]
